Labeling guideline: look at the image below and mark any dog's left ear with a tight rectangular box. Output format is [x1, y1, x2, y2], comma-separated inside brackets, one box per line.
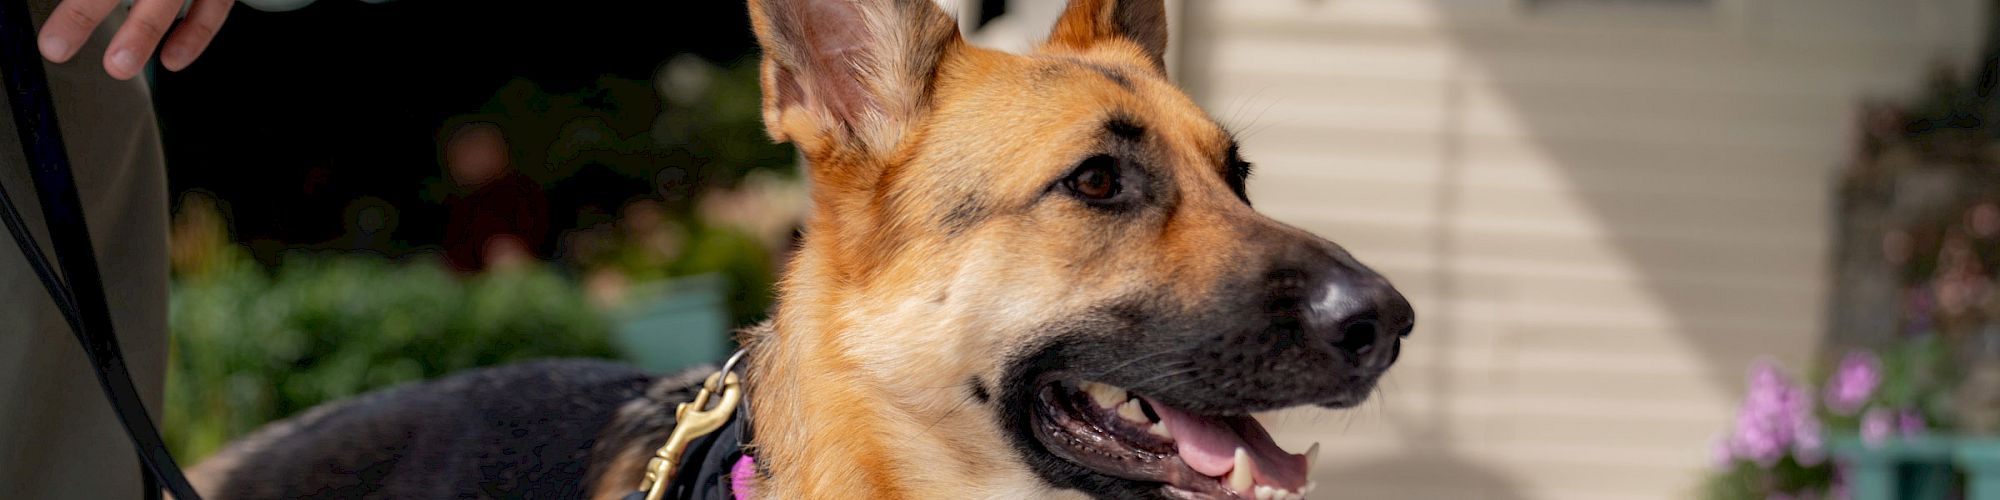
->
[1044, 0, 1169, 74]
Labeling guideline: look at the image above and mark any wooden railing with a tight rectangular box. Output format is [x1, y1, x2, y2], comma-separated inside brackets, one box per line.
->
[1833, 436, 2000, 500]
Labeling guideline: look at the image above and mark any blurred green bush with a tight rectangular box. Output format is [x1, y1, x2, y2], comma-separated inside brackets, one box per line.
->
[165, 251, 616, 462]
[159, 54, 805, 464]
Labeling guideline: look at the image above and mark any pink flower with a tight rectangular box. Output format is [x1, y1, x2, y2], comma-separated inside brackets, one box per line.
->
[1862, 408, 1895, 446]
[1823, 350, 1881, 415]
[1793, 413, 1826, 466]
[1898, 409, 1927, 437]
[1726, 360, 1826, 467]
[1905, 288, 1937, 335]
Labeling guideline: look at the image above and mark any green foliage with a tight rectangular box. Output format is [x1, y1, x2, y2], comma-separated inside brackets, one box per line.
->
[599, 219, 775, 326]
[1882, 335, 1958, 427]
[457, 56, 797, 200]
[1702, 456, 1836, 500]
[1814, 335, 1959, 435]
[165, 253, 617, 462]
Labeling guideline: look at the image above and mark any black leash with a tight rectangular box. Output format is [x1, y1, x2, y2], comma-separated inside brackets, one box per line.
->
[0, 0, 203, 498]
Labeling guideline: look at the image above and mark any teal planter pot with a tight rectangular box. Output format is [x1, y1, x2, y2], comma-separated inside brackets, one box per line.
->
[1833, 435, 2000, 500]
[611, 274, 732, 374]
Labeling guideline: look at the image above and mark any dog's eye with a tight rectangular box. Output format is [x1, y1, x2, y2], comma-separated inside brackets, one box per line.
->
[1066, 156, 1122, 201]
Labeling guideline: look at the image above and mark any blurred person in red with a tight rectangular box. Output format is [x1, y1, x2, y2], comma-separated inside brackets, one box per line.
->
[438, 121, 549, 273]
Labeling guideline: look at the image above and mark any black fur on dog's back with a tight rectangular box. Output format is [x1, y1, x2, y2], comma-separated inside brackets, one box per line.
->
[188, 359, 696, 499]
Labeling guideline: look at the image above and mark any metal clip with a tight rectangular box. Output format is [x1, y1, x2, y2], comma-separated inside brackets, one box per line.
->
[637, 369, 743, 500]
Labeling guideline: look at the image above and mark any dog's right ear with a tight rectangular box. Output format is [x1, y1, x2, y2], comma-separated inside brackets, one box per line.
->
[747, 0, 961, 156]
[1045, 0, 1168, 74]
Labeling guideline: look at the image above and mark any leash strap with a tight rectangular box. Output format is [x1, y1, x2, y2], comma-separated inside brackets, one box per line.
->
[0, 1, 203, 498]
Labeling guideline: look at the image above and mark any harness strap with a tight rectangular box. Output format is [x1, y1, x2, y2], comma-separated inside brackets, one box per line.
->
[0, 1, 203, 498]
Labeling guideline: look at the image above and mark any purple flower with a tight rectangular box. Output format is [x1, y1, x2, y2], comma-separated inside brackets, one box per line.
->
[1831, 463, 1852, 500]
[1726, 359, 1827, 467]
[1906, 288, 1937, 336]
[1899, 408, 1927, 437]
[1862, 408, 1894, 446]
[1824, 351, 1882, 415]
[1792, 408, 1826, 466]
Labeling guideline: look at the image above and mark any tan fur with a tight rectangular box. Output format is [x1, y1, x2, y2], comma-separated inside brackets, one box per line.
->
[588, 453, 651, 500]
[737, 1, 1264, 498]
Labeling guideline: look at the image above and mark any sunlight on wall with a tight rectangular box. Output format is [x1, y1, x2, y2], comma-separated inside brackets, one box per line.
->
[1175, 0, 1986, 498]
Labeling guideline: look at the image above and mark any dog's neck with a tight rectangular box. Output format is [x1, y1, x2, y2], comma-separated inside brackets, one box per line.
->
[739, 235, 1060, 499]
[740, 249, 940, 499]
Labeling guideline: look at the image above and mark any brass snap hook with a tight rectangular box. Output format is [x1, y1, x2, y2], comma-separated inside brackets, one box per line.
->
[638, 369, 743, 500]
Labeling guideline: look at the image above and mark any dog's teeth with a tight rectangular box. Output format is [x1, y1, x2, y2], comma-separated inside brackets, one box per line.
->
[1302, 481, 1317, 496]
[1083, 382, 1127, 408]
[1116, 399, 1148, 423]
[1148, 422, 1173, 439]
[1305, 442, 1320, 471]
[1230, 447, 1255, 494]
[1254, 482, 1310, 500]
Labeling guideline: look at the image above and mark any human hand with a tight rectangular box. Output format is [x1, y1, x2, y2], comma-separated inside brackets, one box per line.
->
[38, 0, 234, 80]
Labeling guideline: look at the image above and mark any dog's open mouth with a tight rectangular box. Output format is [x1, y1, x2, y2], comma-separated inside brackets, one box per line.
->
[1033, 380, 1318, 499]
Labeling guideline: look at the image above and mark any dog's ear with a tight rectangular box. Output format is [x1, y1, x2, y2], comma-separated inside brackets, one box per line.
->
[747, 0, 961, 155]
[1044, 0, 1168, 74]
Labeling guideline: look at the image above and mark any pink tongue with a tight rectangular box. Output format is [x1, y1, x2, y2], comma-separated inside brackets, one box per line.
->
[1149, 400, 1311, 491]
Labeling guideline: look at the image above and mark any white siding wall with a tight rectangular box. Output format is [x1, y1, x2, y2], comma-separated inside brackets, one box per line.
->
[1173, 0, 1987, 498]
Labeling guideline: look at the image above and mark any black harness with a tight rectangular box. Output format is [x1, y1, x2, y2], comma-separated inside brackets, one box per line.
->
[0, 0, 201, 499]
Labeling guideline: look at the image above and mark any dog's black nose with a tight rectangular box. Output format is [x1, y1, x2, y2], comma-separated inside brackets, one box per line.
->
[1260, 253, 1413, 368]
[1308, 278, 1413, 366]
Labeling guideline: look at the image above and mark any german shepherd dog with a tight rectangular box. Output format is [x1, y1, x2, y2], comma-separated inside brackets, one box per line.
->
[187, 0, 1414, 498]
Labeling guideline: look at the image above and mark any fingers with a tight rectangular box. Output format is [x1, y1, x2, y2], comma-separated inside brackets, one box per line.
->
[101, 0, 186, 80]
[37, 0, 120, 63]
[37, 0, 233, 78]
[160, 0, 232, 72]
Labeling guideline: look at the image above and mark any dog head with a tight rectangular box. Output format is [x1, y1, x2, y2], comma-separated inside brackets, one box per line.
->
[746, 1, 1413, 498]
